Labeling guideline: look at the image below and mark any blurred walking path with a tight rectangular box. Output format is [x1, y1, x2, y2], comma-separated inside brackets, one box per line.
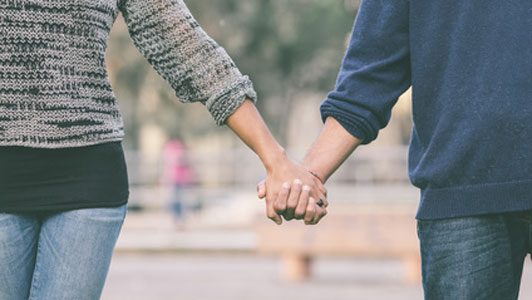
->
[107, 184, 532, 299]
[102, 253, 532, 300]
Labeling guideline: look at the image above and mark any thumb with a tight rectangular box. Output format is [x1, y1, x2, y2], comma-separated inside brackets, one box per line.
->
[257, 180, 266, 199]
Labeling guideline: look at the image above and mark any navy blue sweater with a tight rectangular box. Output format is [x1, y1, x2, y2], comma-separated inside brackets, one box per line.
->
[321, 0, 532, 219]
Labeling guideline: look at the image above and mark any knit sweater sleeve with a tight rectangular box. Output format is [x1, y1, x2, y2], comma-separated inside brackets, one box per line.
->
[320, 0, 411, 144]
[118, 0, 257, 125]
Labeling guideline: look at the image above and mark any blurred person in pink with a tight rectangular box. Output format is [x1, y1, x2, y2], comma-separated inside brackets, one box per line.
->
[161, 139, 196, 223]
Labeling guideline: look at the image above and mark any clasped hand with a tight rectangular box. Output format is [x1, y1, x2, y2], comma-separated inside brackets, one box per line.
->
[257, 156, 328, 225]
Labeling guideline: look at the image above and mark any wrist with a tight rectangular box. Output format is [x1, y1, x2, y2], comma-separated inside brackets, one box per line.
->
[308, 170, 324, 184]
[302, 159, 326, 184]
[262, 145, 289, 172]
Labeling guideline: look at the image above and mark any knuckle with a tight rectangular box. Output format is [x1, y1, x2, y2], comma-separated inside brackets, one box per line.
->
[273, 209, 284, 216]
[287, 202, 297, 209]
[294, 209, 305, 218]
[274, 202, 285, 211]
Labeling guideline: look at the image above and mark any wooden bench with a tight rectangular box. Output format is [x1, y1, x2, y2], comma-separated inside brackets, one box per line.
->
[255, 205, 421, 283]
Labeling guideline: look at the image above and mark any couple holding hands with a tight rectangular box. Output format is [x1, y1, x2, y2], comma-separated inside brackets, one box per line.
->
[2, 0, 532, 299]
[227, 97, 357, 227]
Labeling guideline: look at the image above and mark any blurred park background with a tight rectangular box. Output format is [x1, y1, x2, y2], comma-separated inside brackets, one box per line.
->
[100, 0, 532, 299]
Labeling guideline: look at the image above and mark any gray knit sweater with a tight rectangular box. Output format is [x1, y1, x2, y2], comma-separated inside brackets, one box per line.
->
[0, 0, 256, 148]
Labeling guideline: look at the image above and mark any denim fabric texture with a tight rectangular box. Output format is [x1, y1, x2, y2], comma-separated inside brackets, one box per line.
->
[0, 204, 127, 300]
[417, 211, 532, 300]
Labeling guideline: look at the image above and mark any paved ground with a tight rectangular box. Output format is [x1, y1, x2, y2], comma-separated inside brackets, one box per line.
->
[102, 253, 532, 300]
[103, 184, 532, 300]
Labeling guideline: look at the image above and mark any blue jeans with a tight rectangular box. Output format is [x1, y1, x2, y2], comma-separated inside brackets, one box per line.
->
[0, 205, 127, 300]
[417, 210, 532, 300]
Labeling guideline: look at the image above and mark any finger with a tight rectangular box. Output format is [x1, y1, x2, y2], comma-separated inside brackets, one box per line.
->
[307, 206, 327, 225]
[274, 182, 290, 215]
[266, 195, 283, 225]
[303, 197, 317, 224]
[257, 180, 266, 199]
[284, 179, 302, 221]
[294, 185, 310, 220]
[310, 184, 328, 208]
[306, 185, 326, 209]
[317, 190, 328, 208]
[315, 206, 328, 224]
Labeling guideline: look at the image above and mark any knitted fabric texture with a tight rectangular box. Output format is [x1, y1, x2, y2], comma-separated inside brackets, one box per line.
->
[0, 0, 256, 148]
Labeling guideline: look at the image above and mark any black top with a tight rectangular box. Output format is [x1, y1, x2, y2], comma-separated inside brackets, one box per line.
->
[0, 142, 129, 213]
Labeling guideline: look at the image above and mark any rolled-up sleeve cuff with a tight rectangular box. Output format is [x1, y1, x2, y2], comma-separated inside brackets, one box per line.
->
[320, 100, 379, 145]
[205, 76, 258, 126]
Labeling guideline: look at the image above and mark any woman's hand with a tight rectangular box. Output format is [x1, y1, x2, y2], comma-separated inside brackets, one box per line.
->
[258, 154, 328, 225]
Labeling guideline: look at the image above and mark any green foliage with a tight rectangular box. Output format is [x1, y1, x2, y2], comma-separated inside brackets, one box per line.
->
[187, 0, 358, 140]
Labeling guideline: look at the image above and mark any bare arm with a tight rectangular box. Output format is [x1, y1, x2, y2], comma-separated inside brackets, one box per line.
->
[302, 116, 363, 183]
[226, 100, 285, 171]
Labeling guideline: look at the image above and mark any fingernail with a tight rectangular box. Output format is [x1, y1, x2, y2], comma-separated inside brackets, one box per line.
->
[303, 185, 310, 191]
[282, 182, 290, 189]
[276, 220, 282, 225]
[294, 179, 302, 185]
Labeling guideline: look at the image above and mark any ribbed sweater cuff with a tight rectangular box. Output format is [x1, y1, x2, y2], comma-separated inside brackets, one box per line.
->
[206, 76, 257, 126]
[320, 104, 377, 145]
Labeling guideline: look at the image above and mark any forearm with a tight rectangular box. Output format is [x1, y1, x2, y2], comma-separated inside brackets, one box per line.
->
[302, 116, 363, 183]
[226, 99, 288, 170]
